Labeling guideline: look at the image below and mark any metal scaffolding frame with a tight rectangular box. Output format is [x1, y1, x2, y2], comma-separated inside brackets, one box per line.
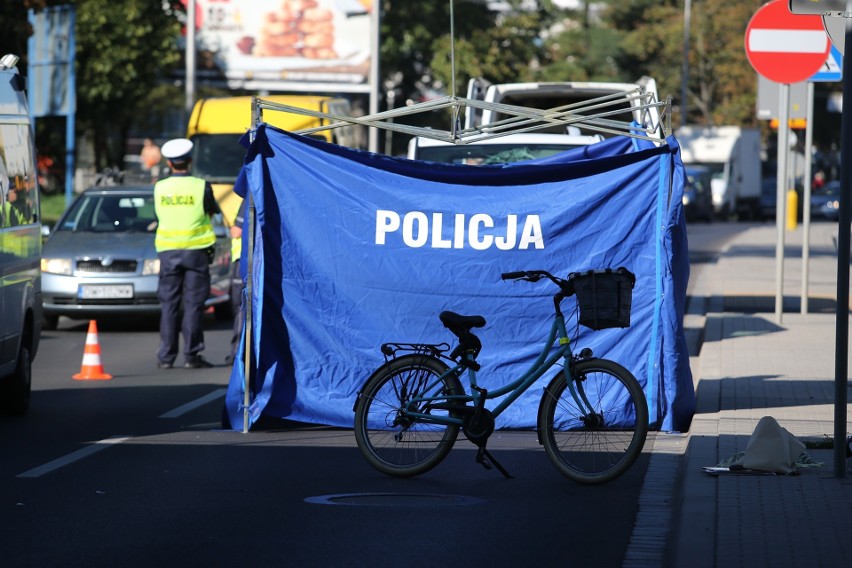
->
[251, 88, 672, 146]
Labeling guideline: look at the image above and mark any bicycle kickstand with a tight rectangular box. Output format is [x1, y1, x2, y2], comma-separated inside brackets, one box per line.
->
[476, 447, 513, 479]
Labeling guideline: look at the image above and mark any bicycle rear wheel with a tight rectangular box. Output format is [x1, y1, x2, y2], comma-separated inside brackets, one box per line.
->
[538, 358, 648, 484]
[354, 354, 463, 477]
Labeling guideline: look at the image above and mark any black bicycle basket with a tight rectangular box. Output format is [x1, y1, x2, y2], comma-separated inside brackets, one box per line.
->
[568, 267, 636, 330]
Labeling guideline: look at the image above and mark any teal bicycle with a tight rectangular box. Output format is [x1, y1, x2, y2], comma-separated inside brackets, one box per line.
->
[353, 268, 649, 484]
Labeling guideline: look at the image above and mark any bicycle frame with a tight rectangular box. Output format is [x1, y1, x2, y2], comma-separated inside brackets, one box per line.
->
[404, 311, 594, 426]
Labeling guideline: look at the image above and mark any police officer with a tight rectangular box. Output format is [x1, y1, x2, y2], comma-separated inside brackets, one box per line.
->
[3, 187, 26, 227]
[226, 199, 246, 364]
[154, 138, 221, 369]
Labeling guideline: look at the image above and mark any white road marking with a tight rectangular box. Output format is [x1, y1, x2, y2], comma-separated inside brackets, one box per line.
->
[17, 436, 130, 478]
[159, 388, 227, 419]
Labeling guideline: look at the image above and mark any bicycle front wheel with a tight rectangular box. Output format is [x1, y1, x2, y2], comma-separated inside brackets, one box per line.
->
[538, 358, 648, 485]
[354, 354, 463, 477]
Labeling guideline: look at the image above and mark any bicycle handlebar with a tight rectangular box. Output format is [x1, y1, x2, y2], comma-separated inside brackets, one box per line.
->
[501, 270, 573, 293]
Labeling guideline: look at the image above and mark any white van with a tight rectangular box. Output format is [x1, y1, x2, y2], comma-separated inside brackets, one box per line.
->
[407, 131, 603, 164]
[465, 77, 662, 139]
[0, 54, 42, 415]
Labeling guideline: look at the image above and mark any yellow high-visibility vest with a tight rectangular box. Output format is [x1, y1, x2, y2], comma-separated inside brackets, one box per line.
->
[231, 235, 241, 262]
[154, 176, 215, 252]
[3, 202, 26, 227]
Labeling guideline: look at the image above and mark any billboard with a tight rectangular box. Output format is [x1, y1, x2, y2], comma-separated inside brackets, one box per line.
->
[186, 0, 373, 92]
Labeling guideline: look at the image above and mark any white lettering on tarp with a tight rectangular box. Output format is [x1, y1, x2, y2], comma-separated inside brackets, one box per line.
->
[402, 211, 429, 247]
[375, 210, 400, 244]
[375, 210, 544, 250]
[469, 213, 493, 250]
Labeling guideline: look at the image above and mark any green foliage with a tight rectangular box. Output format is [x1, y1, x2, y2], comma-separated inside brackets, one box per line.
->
[593, 0, 765, 126]
[40, 192, 69, 226]
[430, 7, 554, 90]
[75, 0, 182, 166]
[537, 20, 623, 82]
[380, 0, 494, 97]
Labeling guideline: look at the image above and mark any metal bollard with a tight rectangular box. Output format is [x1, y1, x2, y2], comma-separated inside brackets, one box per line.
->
[786, 188, 798, 231]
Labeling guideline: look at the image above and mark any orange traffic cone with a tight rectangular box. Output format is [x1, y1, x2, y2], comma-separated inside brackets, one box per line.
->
[72, 320, 113, 380]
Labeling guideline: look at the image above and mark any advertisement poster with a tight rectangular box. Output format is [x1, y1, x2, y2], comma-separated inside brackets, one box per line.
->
[188, 0, 373, 91]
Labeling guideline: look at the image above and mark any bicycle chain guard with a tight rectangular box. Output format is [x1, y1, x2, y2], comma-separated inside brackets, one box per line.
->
[462, 408, 495, 446]
[462, 385, 494, 446]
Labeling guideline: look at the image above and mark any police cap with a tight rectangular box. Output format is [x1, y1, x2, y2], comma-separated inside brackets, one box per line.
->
[161, 138, 193, 161]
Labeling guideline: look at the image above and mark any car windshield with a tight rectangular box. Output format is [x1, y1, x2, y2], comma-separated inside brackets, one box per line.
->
[191, 133, 245, 183]
[56, 193, 157, 233]
[417, 143, 587, 165]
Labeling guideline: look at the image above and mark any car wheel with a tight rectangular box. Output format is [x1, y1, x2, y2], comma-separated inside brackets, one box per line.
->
[1, 344, 32, 416]
[42, 314, 59, 331]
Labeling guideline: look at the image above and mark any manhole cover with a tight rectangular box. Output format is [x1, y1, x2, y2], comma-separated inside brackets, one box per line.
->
[304, 492, 486, 507]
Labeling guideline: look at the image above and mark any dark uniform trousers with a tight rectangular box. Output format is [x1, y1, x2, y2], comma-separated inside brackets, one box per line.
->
[229, 258, 244, 361]
[157, 248, 210, 364]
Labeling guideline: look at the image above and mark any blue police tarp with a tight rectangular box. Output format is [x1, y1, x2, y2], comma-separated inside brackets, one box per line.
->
[226, 124, 695, 432]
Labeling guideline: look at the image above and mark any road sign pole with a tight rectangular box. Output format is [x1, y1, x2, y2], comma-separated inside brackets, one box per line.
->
[746, 0, 831, 324]
[802, 82, 814, 314]
[833, 3, 852, 479]
[775, 84, 790, 324]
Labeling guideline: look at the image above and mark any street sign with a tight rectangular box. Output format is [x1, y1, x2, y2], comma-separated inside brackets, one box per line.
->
[811, 44, 844, 81]
[746, 0, 831, 84]
[789, 0, 846, 15]
[757, 77, 808, 119]
[823, 13, 846, 52]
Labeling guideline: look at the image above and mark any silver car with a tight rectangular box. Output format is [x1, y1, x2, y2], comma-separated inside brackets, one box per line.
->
[41, 185, 232, 329]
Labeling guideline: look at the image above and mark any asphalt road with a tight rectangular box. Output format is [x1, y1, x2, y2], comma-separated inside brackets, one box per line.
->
[1, 221, 748, 566]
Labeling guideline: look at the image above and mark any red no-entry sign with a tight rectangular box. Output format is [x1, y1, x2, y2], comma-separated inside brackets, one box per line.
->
[745, 0, 830, 84]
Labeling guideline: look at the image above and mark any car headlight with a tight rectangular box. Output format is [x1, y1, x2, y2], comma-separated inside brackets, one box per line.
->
[827, 200, 839, 210]
[41, 258, 72, 275]
[682, 194, 691, 206]
[142, 258, 160, 275]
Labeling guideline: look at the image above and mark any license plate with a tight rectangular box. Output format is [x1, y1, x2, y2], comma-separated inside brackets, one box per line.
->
[79, 284, 134, 299]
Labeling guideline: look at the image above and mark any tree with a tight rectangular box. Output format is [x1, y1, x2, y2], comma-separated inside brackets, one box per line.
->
[429, 2, 561, 90]
[74, 0, 182, 169]
[380, 1, 493, 100]
[0, 1, 183, 173]
[378, 0, 561, 150]
[593, 0, 764, 126]
[535, 3, 623, 83]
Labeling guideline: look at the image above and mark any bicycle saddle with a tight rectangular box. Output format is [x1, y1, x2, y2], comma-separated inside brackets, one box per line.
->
[439, 311, 486, 333]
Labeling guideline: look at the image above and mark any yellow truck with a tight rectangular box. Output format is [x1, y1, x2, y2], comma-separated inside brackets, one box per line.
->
[185, 95, 351, 224]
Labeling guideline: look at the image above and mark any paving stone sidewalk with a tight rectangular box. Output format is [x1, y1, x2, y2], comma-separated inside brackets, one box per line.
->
[669, 221, 852, 567]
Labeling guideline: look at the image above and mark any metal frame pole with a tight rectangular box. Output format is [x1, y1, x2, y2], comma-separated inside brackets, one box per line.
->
[775, 84, 789, 324]
[801, 82, 814, 314]
[681, 0, 692, 128]
[185, 0, 196, 117]
[367, 4, 380, 152]
[242, 98, 261, 434]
